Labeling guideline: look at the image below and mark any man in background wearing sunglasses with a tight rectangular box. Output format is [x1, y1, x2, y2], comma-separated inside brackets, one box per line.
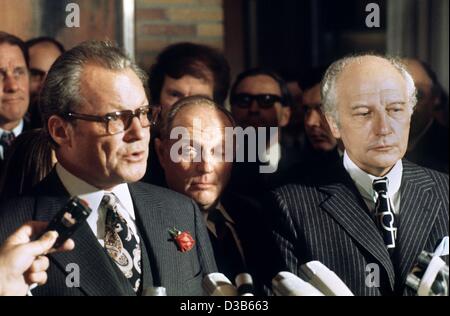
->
[228, 68, 301, 196]
[0, 40, 217, 296]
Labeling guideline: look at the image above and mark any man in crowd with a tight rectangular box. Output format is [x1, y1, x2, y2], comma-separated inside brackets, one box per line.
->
[269, 54, 448, 295]
[0, 40, 216, 296]
[0, 32, 31, 162]
[155, 96, 274, 291]
[403, 58, 449, 173]
[142, 42, 230, 186]
[26, 37, 65, 128]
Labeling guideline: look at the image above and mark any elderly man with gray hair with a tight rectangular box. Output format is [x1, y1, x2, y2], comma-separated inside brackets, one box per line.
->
[268, 54, 448, 296]
[0, 40, 217, 296]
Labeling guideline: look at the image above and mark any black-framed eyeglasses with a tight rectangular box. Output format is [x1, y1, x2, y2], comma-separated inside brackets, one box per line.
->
[230, 93, 285, 109]
[63, 105, 161, 135]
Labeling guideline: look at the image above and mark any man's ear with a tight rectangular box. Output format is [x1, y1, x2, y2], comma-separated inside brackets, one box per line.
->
[325, 114, 341, 139]
[154, 138, 167, 169]
[47, 115, 72, 147]
[278, 106, 291, 127]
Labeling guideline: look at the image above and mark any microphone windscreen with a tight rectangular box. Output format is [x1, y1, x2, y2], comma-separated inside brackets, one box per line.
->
[300, 261, 354, 296]
[272, 271, 324, 296]
[203, 273, 238, 296]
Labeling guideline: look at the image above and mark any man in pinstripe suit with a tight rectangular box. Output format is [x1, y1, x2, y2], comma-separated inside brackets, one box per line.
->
[270, 54, 448, 296]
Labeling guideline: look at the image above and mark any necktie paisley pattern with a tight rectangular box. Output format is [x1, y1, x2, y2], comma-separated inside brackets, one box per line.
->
[102, 193, 142, 293]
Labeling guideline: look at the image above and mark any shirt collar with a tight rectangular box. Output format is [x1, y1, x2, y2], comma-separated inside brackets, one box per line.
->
[55, 163, 135, 220]
[0, 120, 24, 137]
[343, 150, 403, 202]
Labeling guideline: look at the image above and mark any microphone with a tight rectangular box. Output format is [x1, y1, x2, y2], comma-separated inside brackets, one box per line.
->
[143, 287, 167, 296]
[203, 273, 238, 296]
[235, 273, 254, 296]
[272, 271, 324, 296]
[300, 261, 354, 296]
[406, 250, 449, 296]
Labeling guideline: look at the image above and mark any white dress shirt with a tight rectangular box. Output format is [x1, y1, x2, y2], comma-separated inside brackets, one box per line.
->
[343, 151, 403, 215]
[0, 120, 24, 160]
[56, 163, 140, 246]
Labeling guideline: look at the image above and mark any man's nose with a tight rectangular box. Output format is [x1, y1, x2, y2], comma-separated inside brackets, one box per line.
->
[374, 112, 392, 136]
[248, 99, 260, 113]
[196, 155, 214, 173]
[124, 116, 148, 141]
[305, 108, 321, 128]
[3, 74, 19, 93]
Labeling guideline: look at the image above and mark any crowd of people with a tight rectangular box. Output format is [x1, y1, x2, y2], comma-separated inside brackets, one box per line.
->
[0, 30, 448, 296]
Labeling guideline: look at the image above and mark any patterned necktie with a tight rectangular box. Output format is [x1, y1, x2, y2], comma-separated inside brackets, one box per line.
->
[373, 177, 397, 254]
[102, 193, 142, 293]
[0, 131, 16, 153]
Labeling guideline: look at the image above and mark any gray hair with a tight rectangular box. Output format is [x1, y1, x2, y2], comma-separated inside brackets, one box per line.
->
[39, 40, 148, 139]
[158, 95, 235, 140]
[321, 54, 417, 126]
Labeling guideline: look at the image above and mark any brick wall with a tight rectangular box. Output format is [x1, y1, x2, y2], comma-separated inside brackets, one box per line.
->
[135, 0, 224, 71]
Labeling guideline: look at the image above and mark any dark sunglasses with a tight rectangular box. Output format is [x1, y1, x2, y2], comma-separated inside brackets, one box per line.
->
[230, 93, 284, 109]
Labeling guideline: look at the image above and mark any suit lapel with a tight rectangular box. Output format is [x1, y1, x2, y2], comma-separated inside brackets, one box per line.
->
[129, 183, 185, 293]
[396, 161, 442, 287]
[33, 170, 134, 296]
[318, 168, 396, 290]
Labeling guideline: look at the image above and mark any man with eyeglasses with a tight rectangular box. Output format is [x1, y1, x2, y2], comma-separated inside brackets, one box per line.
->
[0, 40, 217, 296]
[228, 68, 301, 196]
[0, 32, 32, 163]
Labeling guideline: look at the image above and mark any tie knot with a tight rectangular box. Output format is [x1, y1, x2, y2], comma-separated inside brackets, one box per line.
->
[208, 208, 227, 225]
[373, 177, 389, 194]
[0, 131, 16, 147]
[101, 193, 118, 209]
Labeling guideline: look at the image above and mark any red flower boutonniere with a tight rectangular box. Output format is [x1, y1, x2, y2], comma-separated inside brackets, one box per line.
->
[169, 227, 195, 252]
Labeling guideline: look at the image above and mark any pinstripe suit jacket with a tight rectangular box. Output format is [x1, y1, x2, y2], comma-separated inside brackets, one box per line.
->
[270, 160, 449, 296]
[0, 170, 217, 296]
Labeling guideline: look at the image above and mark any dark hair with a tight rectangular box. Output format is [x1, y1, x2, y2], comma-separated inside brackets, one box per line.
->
[149, 42, 230, 106]
[25, 36, 65, 54]
[0, 129, 54, 201]
[297, 65, 329, 91]
[230, 68, 294, 108]
[0, 31, 29, 67]
[39, 40, 148, 144]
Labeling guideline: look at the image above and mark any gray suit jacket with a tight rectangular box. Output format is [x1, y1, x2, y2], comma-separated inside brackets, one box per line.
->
[269, 160, 449, 296]
[0, 170, 217, 296]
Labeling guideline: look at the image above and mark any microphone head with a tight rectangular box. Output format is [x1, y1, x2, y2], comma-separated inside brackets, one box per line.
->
[142, 287, 167, 296]
[203, 273, 238, 296]
[300, 261, 354, 296]
[235, 273, 255, 296]
[272, 271, 324, 296]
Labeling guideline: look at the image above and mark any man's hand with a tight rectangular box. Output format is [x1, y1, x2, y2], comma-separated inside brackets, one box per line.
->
[0, 221, 75, 296]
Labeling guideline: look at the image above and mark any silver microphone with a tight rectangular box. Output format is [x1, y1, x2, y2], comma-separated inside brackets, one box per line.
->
[272, 271, 324, 296]
[300, 261, 354, 296]
[202, 273, 238, 296]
